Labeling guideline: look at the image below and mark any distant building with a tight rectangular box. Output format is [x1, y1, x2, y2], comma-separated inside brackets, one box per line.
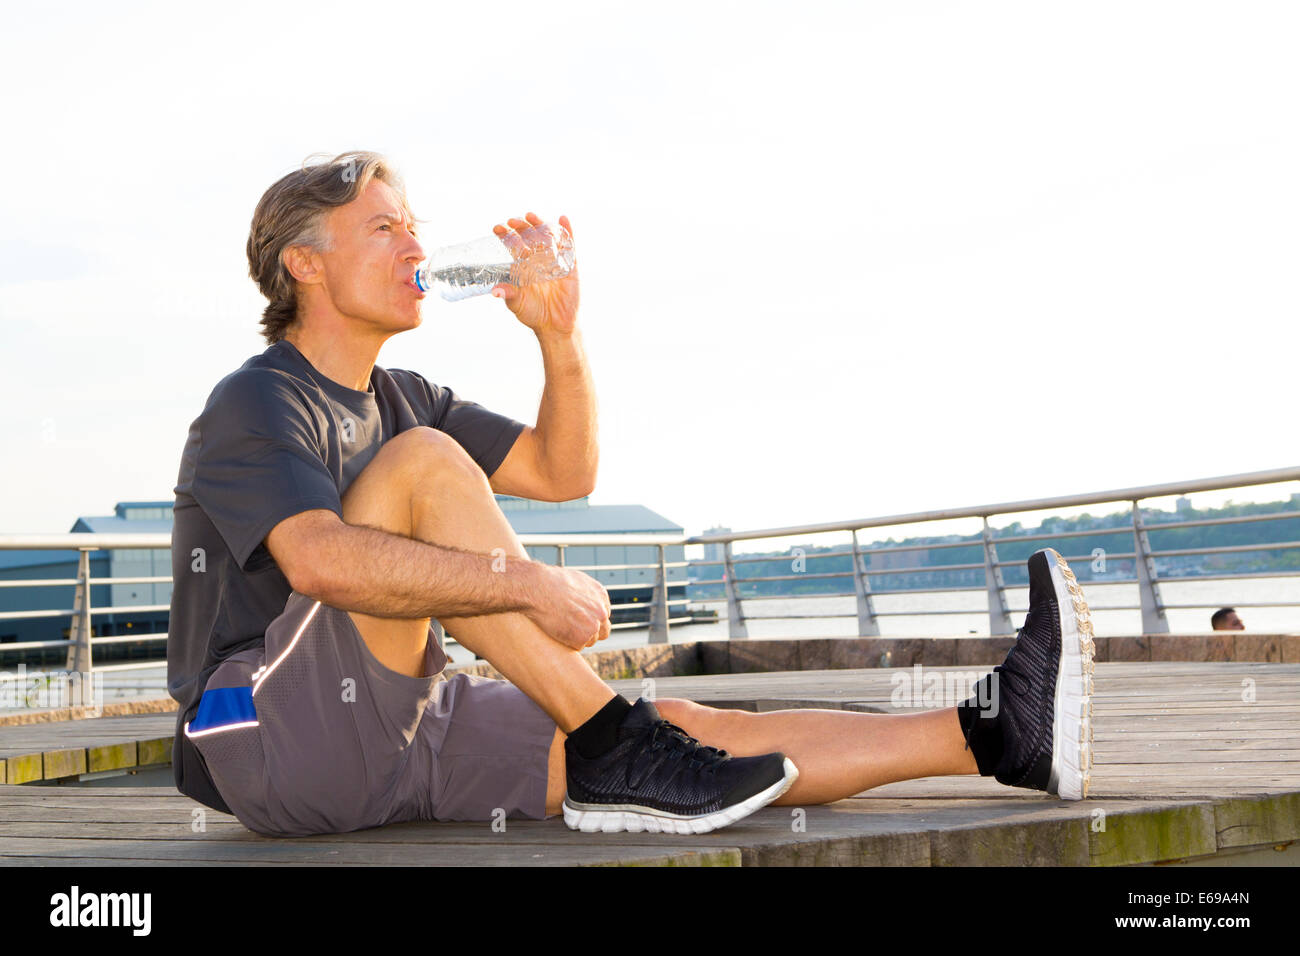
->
[72, 501, 175, 613]
[869, 547, 925, 570]
[0, 496, 686, 657]
[700, 527, 730, 566]
[0, 501, 173, 664]
[1176, 496, 1193, 515]
[498, 495, 687, 623]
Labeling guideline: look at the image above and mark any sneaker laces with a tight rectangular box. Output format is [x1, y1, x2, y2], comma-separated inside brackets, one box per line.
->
[645, 720, 730, 774]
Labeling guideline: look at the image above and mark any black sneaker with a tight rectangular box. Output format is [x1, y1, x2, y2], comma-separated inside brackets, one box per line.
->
[964, 548, 1094, 799]
[563, 699, 799, 834]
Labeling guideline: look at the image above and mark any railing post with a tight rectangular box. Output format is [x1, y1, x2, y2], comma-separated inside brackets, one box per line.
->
[65, 548, 94, 674]
[1132, 501, 1170, 634]
[722, 541, 749, 639]
[648, 544, 669, 644]
[851, 529, 881, 636]
[982, 519, 1014, 636]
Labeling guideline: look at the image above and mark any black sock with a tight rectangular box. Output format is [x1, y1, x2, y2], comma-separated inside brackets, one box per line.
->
[956, 673, 1003, 776]
[567, 695, 633, 759]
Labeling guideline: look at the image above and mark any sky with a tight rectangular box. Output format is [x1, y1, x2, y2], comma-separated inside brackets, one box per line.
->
[1, 0, 1297, 548]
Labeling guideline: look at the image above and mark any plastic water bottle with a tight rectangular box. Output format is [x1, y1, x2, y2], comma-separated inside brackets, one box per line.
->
[414, 221, 575, 302]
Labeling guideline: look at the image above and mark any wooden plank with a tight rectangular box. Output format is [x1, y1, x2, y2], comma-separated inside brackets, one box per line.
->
[0, 802, 1248, 868]
[1093, 762, 1300, 776]
[88, 742, 138, 773]
[1213, 792, 1300, 847]
[0, 813, 250, 828]
[1091, 698, 1300, 708]
[736, 831, 931, 866]
[0, 821, 254, 839]
[863, 775, 1298, 799]
[42, 749, 87, 781]
[6, 754, 42, 785]
[137, 738, 172, 766]
[1099, 737, 1300, 751]
[0, 738, 164, 759]
[0, 857, 339, 867]
[1096, 720, 1300, 728]
[1102, 738, 1300, 743]
[1106, 678, 1300, 686]
[1091, 702, 1300, 711]
[0, 785, 191, 800]
[0, 836, 740, 867]
[0, 662, 1296, 866]
[1094, 749, 1300, 763]
[1089, 803, 1218, 866]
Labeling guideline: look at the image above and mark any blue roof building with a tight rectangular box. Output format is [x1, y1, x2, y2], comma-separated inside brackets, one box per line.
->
[1, 496, 688, 656]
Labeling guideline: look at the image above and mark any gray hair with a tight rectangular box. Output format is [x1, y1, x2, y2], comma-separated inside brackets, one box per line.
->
[246, 151, 413, 344]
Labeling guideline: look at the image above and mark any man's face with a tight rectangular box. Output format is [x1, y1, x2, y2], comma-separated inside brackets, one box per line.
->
[1223, 611, 1244, 630]
[313, 179, 426, 335]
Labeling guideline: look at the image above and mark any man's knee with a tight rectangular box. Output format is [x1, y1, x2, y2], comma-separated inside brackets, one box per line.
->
[355, 427, 486, 494]
[390, 426, 482, 475]
[342, 427, 488, 526]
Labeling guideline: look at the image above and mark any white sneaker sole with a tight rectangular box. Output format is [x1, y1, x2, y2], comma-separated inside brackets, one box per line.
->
[563, 757, 800, 834]
[1043, 549, 1095, 800]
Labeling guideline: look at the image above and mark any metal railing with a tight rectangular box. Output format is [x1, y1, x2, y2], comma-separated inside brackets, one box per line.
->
[0, 467, 1297, 687]
[0, 532, 695, 676]
[687, 467, 1300, 637]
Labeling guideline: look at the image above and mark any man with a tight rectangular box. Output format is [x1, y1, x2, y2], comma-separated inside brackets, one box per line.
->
[168, 151, 1094, 838]
[1211, 607, 1245, 631]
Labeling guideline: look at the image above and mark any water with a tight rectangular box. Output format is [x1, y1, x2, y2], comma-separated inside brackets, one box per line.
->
[424, 261, 515, 301]
[416, 222, 575, 301]
[680, 575, 1300, 639]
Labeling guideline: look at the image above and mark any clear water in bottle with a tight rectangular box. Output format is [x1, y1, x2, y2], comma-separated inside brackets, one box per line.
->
[415, 221, 575, 302]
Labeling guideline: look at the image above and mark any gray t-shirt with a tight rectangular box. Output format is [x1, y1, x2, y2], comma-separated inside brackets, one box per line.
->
[168, 339, 526, 813]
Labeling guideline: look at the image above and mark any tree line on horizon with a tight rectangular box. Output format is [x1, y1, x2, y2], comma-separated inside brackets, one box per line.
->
[688, 497, 1300, 599]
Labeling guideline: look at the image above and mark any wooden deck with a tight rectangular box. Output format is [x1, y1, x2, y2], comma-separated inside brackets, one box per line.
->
[2, 662, 1298, 866]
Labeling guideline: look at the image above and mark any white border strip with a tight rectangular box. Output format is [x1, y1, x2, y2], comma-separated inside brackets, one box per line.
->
[184, 718, 260, 739]
[252, 599, 323, 697]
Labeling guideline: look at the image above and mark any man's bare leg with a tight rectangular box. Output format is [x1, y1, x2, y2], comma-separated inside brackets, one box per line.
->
[338, 427, 616, 734]
[539, 702, 978, 815]
[339, 426, 978, 816]
[651, 700, 978, 806]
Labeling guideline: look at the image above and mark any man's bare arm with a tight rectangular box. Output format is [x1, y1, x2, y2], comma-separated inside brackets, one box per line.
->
[489, 328, 598, 500]
[266, 509, 610, 649]
[489, 213, 597, 501]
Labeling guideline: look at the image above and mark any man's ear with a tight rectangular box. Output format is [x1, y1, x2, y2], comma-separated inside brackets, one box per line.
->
[283, 244, 324, 286]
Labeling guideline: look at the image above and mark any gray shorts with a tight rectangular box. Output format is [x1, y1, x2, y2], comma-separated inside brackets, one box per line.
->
[185, 591, 558, 837]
